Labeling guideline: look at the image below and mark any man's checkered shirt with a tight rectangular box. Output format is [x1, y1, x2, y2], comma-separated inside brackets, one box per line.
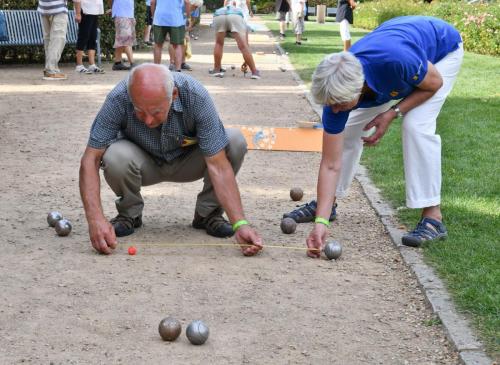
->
[87, 72, 228, 163]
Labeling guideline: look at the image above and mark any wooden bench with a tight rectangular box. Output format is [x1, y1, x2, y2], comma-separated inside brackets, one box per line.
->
[0, 9, 101, 65]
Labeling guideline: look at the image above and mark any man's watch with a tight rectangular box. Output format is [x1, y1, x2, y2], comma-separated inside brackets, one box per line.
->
[391, 104, 404, 118]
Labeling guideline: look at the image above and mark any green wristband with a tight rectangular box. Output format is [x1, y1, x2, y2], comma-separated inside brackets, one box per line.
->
[314, 217, 330, 227]
[232, 219, 249, 231]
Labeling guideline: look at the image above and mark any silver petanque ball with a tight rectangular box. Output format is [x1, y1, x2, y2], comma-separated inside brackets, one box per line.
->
[323, 241, 342, 260]
[47, 211, 63, 227]
[186, 320, 209, 345]
[55, 219, 72, 236]
[158, 317, 182, 341]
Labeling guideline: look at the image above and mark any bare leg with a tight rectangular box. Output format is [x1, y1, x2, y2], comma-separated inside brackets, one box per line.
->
[76, 50, 84, 66]
[87, 49, 96, 65]
[173, 44, 183, 70]
[154, 43, 163, 64]
[233, 32, 257, 74]
[114, 47, 123, 63]
[422, 205, 442, 222]
[213, 32, 225, 71]
[143, 25, 151, 42]
[343, 39, 351, 51]
[124, 46, 134, 64]
[279, 21, 286, 35]
[168, 44, 176, 67]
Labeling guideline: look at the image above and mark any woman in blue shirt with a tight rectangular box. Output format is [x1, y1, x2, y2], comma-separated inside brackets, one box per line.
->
[283, 16, 464, 256]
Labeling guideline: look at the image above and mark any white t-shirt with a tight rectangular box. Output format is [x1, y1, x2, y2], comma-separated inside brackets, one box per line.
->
[79, 0, 104, 15]
[291, 0, 305, 14]
[226, 0, 250, 21]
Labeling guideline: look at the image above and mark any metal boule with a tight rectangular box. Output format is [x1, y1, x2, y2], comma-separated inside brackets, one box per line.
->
[186, 320, 209, 345]
[55, 219, 72, 236]
[47, 211, 63, 227]
[323, 241, 342, 260]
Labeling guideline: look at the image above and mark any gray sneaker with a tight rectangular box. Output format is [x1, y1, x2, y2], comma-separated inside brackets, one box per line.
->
[181, 62, 193, 71]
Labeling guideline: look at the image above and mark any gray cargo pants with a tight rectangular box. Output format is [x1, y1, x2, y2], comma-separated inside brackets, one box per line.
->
[101, 128, 247, 219]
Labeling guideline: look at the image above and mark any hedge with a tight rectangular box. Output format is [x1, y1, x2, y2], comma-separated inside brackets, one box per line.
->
[354, 0, 499, 56]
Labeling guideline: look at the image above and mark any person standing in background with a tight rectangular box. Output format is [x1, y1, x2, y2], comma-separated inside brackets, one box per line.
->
[275, 0, 290, 40]
[291, 0, 305, 45]
[151, 0, 190, 71]
[74, 0, 105, 73]
[37, 0, 69, 80]
[108, 0, 136, 70]
[143, 0, 153, 45]
[336, 0, 356, 51]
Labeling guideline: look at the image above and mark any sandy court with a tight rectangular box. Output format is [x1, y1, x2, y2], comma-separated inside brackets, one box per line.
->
[0, 15, 459, 364]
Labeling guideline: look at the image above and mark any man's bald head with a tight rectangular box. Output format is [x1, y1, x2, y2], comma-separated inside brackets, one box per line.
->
[127, 63, 175, 103]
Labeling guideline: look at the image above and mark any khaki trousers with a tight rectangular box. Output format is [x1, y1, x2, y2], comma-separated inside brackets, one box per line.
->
[41, 12, 68, 72]
[101, 128, 247, 219]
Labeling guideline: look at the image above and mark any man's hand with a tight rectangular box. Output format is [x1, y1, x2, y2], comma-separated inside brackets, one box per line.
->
[88, 217, 117, 254]
[362, 110, 395, 146]
[349, 0, 357, 10]
[235, 225, 263, 256]
[306, 224, 328, 258]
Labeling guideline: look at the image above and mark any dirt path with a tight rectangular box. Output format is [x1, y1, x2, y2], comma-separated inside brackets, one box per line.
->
[0, 16, 459, 364]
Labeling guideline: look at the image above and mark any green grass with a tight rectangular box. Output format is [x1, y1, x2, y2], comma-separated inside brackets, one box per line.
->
[264, 16, 500, 357]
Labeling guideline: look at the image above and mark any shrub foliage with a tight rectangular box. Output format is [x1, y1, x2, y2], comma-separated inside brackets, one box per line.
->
[354, 0, 499, 56]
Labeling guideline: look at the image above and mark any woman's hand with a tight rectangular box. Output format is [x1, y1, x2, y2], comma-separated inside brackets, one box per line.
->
[362, 109, 395, 146]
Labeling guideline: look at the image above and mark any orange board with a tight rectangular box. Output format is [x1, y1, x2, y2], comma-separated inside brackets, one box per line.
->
[229, 125, 323, 152]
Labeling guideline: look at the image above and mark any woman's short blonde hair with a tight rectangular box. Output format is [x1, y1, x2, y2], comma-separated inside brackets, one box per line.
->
[311, 52, 364, 105]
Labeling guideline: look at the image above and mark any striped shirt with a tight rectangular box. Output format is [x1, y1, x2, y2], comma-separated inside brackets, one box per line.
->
[37, 0, 68, 15]
[88, 72, 229, 163]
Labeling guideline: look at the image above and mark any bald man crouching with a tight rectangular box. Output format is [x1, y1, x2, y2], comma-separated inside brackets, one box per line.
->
[79, 63, 263, 256]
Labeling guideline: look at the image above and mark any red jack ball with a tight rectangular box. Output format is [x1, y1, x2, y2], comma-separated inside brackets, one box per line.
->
[128, 246, 137, 255]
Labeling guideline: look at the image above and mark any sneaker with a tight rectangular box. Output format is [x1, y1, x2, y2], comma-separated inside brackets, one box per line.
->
[209, 67, 226, 74]
[168, 64, 175, 71]
[295, 41, 302, 45]
[144, 41, 153, 46]
[279, 33, 285, 40]
[75, 65, 92, 74]
[211, 70, 225, 78]
[283, 200, 337, 223]
[129, 63, 137, 69]
[250, 70, 261, 80]
[88, 64, 105, 74]
[110, 214, 142, 237]
[181, 62, 193, 71]
[192, 209, 234, 238]
[112, 62, 130, 71]
[43, 71, 67, 80]
[402, 217, 448, 247]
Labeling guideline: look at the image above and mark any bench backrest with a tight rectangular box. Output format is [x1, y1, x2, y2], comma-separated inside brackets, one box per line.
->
[0, 9, 78, 46]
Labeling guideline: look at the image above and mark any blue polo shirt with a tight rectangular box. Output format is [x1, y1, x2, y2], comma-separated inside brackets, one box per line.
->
[322, 16, 462, 134]
[154, 0, 185, 27]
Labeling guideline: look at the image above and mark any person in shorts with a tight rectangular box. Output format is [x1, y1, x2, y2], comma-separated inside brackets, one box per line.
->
[151, 0, 190, 71]
[110, 0, 136, 71]
[291, 0, 305, 45]
[275, 0, 290, 40]
[336, 0, 356, 51]
[143, 0, 153, 46]
[211, 5, 260, 79]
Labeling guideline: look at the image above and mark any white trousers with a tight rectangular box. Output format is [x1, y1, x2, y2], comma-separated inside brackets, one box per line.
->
[336, 44, 464, 209]
[41, 13, 68, 72]
[339, 19, 351, 41]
